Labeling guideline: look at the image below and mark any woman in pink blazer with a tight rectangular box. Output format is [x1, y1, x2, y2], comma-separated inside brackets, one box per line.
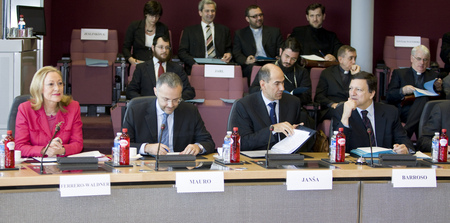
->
[15, 66, 83, 157]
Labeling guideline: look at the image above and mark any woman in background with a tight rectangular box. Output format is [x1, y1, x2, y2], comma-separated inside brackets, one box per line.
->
[15, 66, 83, 157]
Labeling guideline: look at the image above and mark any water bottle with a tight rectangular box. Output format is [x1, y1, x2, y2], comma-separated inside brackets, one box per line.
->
[113, 132, 122, 165]
[431, 132, 439, 162]
[119, 128, 130, 165]
[0, 135, 6, 169]
[4, 130, 15, 168]
[223, 143, 231, 163]
[222, 131, 232, 160]
[329, 131, 338, 162]
[439, 129, 448, 162]
[336, 128, 346, 162]
[230, 127, 240, 163]
[18, 15, 26, 37]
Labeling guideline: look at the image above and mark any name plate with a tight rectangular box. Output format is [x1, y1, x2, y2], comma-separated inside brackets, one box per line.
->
[60, 174, 111, 197]
[394, 36, 421, 47]
[204, 65, 234, 78]
[176, 172, 224, 193]
[81, 28, 109, 40]
[392, 169, 436, 188]
[286, 170, 333, 190]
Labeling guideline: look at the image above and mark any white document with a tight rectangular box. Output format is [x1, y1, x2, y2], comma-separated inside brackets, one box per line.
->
[394, 36, 421, 47]
[301, 55, 326, 61]
[357, 147, 392, 153]
[33, 157, 57, 163]
[176, 172, 224, 193]
[240, 150, 278, 158]
[81, 28, 108, 40]
[286, 170, 333, 190]
[271, 129, 311, 154]
[60, 174, 111, 197]
[204, 65, 235, 78]
[68, 151, 104, 158]
[414, 87, 439, 97]
[414, 151, 431, 159]
[392, 169, 436, 188]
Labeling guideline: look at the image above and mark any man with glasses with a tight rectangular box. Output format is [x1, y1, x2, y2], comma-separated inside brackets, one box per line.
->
[387, 45, 443, 138]
[126, 35, 195, 100]
[315, 45, 361, 122]
[233, 5, 283, 85]
[249, 37, 311, 106]
[123, 72, 214, 156]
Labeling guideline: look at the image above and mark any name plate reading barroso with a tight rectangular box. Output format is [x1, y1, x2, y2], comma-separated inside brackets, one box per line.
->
[60, 174, 111, 197]
[204, 65, 235, 78]
[286, 170, 333, 191]
[176, 172, 224, 193]
[81, 28, 109, 40]
[392, 169, 436, 188]
[394, 36, 421, 47]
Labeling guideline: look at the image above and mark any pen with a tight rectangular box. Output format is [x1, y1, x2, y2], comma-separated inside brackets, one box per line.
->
[318, 50, 325, 57]
[164, 148, 169, 152]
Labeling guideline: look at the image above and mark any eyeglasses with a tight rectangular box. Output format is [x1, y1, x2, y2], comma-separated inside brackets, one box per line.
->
[282, 53, 297, 62]
[155, 45, 171, 51]
[412, 55, 429, 62]
[161, 97, 181, 105]
[247, 13, 264, 19]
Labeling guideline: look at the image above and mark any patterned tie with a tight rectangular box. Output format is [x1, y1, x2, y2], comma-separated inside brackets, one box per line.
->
[161, 113, 170, 150]
[205, 25, 216, 58]
[269, 102, 277, 125]
[361, 110, 376, 146]
[158, 61, 164, 77]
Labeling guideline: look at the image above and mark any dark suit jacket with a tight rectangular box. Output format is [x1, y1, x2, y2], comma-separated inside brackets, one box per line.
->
[122, 20, 169, 62]
[290, 25, 342, 57]
[441, 32, 450, 71]
[123, 97, 215, 154]
[229, 92, 303, 151]
[315, 65, 349, 108]
[232, 25, 283, 65]
[417, 101, 450, 152]
[126, 60, 195, 100]
[333, 102, 414, 152]
[178, 23, 232, 72]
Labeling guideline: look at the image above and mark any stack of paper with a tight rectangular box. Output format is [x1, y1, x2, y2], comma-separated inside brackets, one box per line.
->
[350, 147, 396, 158]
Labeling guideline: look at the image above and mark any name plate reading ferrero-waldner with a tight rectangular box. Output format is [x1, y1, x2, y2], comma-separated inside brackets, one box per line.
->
[204, 65, 235, 78]
[60, 174, 111, 197]
[286, 170, 333, 190]
[392, 169, 436, 188]
[176, 172, 224, 193]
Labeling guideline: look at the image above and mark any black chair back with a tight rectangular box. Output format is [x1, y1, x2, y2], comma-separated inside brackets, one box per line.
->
[7, 95, 31, 137]
[418, 100, 447, 138]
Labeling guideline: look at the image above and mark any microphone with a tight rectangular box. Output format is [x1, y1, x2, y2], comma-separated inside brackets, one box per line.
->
[40, 121, 64, 174]
[155, 124, 166, 171]
[265, 125, 274, 168]
[367, 128, 374, 167]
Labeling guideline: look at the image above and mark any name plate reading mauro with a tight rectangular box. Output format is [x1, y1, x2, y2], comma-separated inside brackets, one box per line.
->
[204, 65, 235, 78]
[81, 28, 109, 40]
[60, 174, 111, 197]
[392, 169, 436, 188]
[286, 170, 333, 191]
[394, 36, 421, 47]
[176, 172, 224, 193]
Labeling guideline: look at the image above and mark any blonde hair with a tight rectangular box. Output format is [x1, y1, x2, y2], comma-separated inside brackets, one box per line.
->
[29, 66, 72, 112]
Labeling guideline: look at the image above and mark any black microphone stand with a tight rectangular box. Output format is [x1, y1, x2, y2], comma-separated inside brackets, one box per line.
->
[155, 124, 165, 171]
[40, 122, 63, 174]
[265, 125, 274, 168]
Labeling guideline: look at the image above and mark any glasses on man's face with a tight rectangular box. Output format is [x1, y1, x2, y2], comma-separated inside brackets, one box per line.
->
[248, 13, 264, 19]
[155, 45, 171, 51]
[413, 55, 429, 62]
[282, 53, 297, 63]
[161, 97, 181, 105]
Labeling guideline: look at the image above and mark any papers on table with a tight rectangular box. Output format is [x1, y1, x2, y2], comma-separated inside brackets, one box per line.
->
[271, 129, 311, 154]
[414, 151, 431, 159]
[33, 157, 57, 163]
[301, 55, 326, 61]
[184, 99, 205, 103]
[350, 147, 396, 158]
[33, 151, 108, 163]
[85, 58, 108, 67]
[194, 58, 227, 64]
[414, 79, 439, 97]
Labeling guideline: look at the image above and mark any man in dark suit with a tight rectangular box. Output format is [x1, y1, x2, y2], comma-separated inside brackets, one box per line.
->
[417, 101, 450, 152]
[387, 45, 443, 138]
[315, 45, 361, 121]
[333, 72, 414, 153]
[178, 0, 232, 74]
[290, 3, 342, 61]
[233, 5, 283, 84]
[126, 35, 195, 100]
[229, 64, 305, 151]
[123, 73, 214, 156]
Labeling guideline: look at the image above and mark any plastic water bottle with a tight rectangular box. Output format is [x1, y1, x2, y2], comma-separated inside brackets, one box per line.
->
[223, 143, 231, 163]
[230, 127, 241, 163]
[329, 131, 338, 162]
[18, 15, 26, 37]
[431, 132, 440, 162]
[119, 128, 130, 165]
[336, 128, 346, 162]
[4, 130, 15, 168]
[439, 129, 448, 162]
[0, 135, 6, 169]
[113, 132, 122, 165]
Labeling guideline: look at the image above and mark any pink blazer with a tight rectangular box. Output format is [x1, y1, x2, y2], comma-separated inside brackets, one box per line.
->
[15, 100, 83, 157]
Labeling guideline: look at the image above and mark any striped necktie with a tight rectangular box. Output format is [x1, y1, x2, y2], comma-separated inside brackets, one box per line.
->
[206, 25, 216, 58]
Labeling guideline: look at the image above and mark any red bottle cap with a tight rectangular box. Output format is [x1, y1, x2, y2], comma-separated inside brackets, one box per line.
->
[233, 127, 238, 132]
[443, 129, 447, 133]
[6, 130, 12, 135]
[339, 128, 344, 132]
[122, 128, 128, 133]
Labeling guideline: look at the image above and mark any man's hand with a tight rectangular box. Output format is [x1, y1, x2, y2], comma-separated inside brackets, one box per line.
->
[434, 78, 443, 92]
[245, 55, 256, 65]
[350, 65, 361, 74]
[324, 54, 336, 61]
[144, 143, 169, 155]
[341, 98, 357, 127]
[402, 85, 415, 95]
[272, 121, 298, 137]
[180, 144, 201, 155]
[221, 53, 232, 63]
[393, 144, 409, 154]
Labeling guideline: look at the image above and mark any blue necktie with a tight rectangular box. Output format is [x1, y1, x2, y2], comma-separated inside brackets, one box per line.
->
[161, 113, 169, 150]
[269, 102, 277, 125]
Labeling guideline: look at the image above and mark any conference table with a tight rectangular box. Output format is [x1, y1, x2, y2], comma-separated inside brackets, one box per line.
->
[1, 153, 449, 223]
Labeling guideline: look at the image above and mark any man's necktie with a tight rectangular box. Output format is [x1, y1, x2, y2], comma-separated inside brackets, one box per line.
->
[158, 61, 164, 77]
[361, 110, 376, 146]
[205, 25, 216, 58]
[161, 113, 169, 150]
[269, 102, 277, 125]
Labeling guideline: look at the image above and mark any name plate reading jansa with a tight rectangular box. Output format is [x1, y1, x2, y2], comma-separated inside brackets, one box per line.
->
[286, 170, 333, 191]
[60, 174, 111, 197]
[204, 65, 235, 78]
[176, 172, 224, 193]
[392, 169, 436, 188]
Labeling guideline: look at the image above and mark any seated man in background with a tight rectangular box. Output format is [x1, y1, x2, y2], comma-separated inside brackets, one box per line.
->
[315, 45, 361, 122]
[417, 100, 450, 152]
[233, 4, 283, 85]
[250, 37, 311, 106]
[123, 72, 214, 155]
[333, 72, 414, 153]
[178, 0, 232, 74]
[387, 45, 443, 138]
[126, 35, 195, 100]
